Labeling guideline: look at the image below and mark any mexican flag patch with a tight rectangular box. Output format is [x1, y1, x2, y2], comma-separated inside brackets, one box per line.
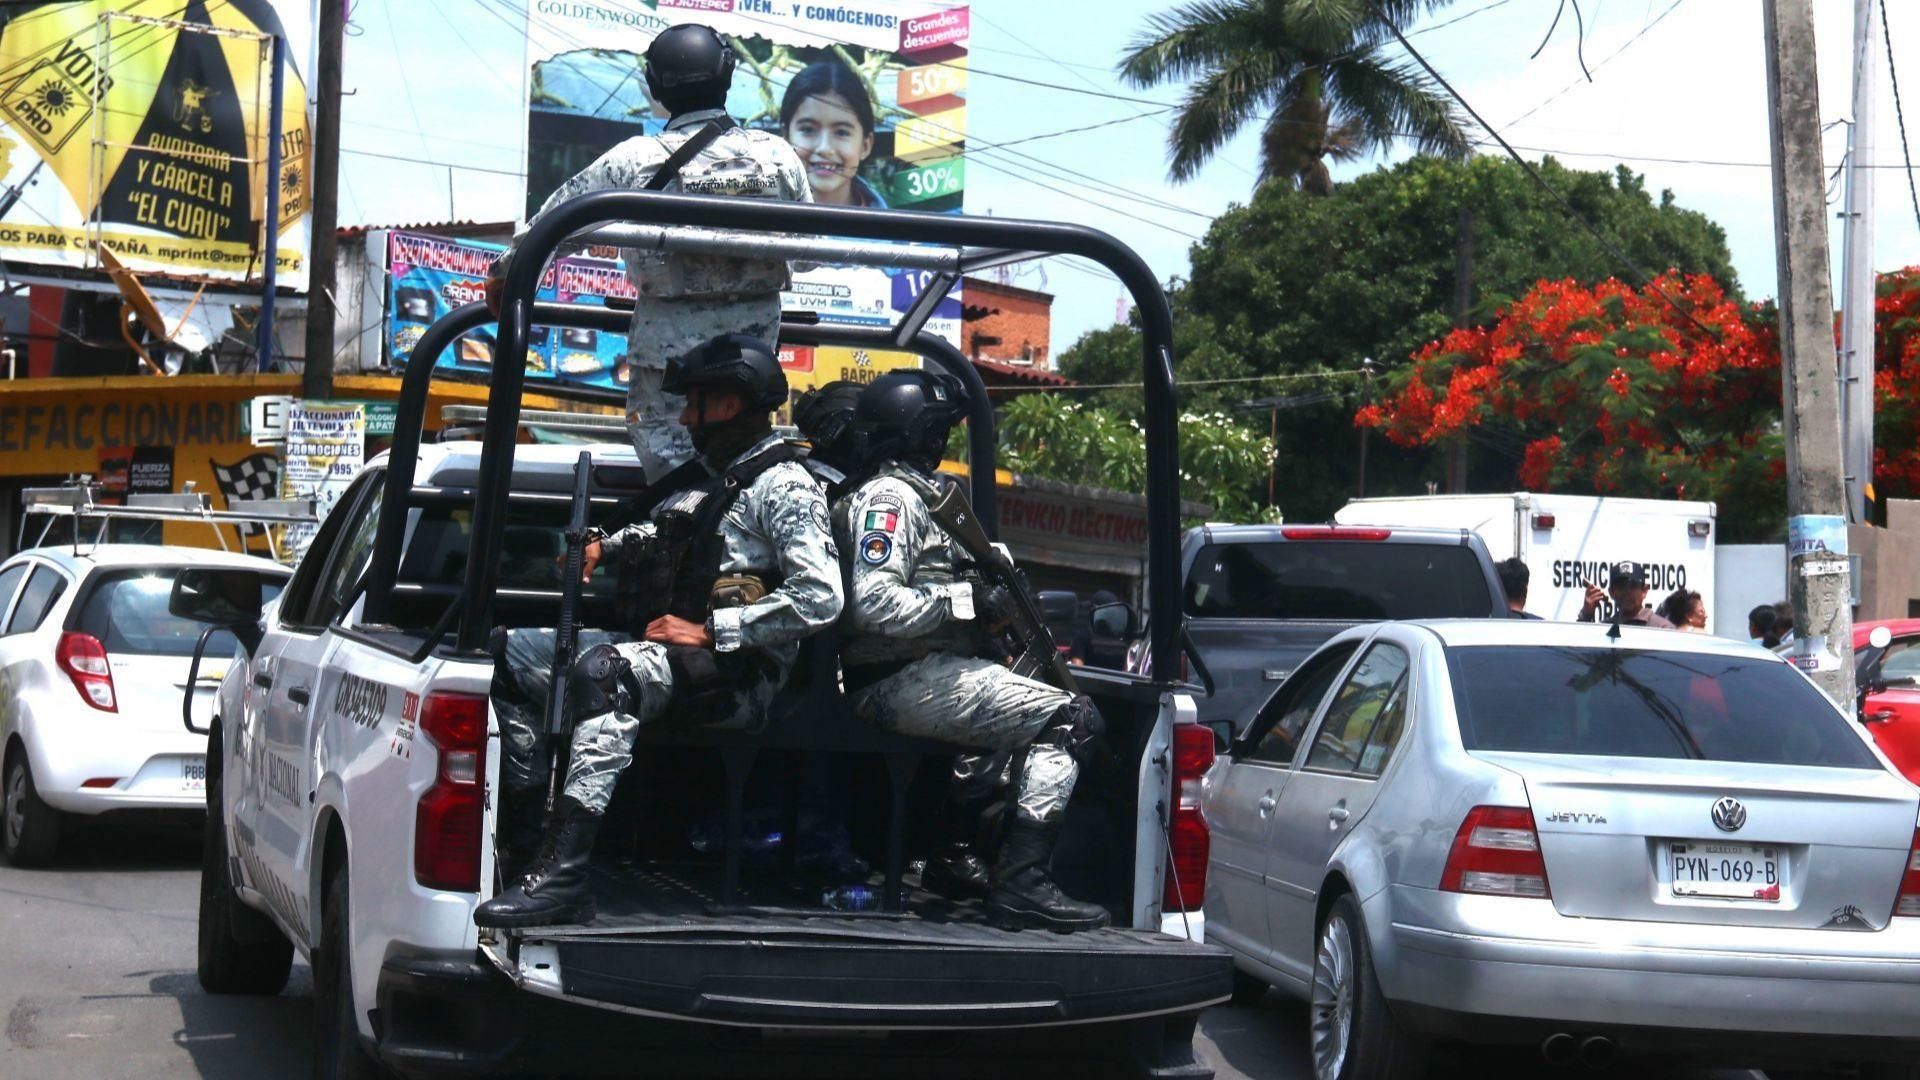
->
[863, 508, 900, 532]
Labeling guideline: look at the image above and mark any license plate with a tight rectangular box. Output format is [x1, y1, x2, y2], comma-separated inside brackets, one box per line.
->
[1666, 840, 1782, 901]
[182, 758, 206, 792]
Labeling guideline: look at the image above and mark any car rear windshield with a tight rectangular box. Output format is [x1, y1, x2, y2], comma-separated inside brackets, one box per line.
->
[1184, 540, 1493, 620]
[76, 570, 286, 657]
[1448, 646, 1881, 769]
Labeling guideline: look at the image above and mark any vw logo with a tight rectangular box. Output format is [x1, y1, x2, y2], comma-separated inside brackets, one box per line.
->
[1711, 797, 1748, 833]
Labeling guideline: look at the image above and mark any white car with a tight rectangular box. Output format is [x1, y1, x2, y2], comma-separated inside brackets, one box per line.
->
[0, 544, 288, 866]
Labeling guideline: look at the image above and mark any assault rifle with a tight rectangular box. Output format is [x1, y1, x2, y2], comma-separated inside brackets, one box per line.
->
[546, 452, 595, 793]
[924, 479, 1077, 693]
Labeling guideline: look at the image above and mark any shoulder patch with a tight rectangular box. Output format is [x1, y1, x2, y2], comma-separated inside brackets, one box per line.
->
[861, 501, 903, 534]
[859, 531, 894, 565]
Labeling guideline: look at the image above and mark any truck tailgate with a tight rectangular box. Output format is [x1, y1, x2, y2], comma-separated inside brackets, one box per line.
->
[491, 915, 1230, 1028]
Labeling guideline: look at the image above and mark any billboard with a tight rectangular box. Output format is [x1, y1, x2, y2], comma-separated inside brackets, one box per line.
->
[522, 0, 966, 343]
[0, 1, 313, 288]
[388, 230, 919, 408]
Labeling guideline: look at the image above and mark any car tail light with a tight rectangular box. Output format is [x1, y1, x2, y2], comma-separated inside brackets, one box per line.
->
[1897, 829, 1920, 917]
[1163, 722, 1214, 912]
[1281, 526, 1391, 541]
[1441, 806, 1551, 898]
[414, 692, 488, 892]
[1532, 513, 1556, 530]
[56, 632, 116, 712]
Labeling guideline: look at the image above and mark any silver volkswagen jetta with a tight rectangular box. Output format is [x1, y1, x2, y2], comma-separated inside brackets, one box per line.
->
[1204, 619, 1920, 1080]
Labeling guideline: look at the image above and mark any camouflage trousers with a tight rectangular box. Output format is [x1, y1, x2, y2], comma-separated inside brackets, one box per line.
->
[624, 292, 782, 482]
[850, 652, 1078, 824]
[492, 627, 746, 815]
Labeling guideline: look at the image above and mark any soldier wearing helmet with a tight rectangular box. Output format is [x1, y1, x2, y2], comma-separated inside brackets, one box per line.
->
[477, 333, 843, 929]
[490, 22, 813, 484]
[834, 371, 1112, 932]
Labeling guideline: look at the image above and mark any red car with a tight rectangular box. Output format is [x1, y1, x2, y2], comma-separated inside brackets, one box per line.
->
[1853, 619, 1920, 783]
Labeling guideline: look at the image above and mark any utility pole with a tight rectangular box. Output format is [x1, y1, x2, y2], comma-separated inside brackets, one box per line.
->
[1765, 0, 1854, 704]
[301, 0, 346, 399]
[1840, 0, 1879, 524]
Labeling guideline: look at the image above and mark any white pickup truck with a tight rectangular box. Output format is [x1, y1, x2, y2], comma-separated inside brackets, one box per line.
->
[181, 437, 1228, 1079]
[175, 192, 1232, 1079]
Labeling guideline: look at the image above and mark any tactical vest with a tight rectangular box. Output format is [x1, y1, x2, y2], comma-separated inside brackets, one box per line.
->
[615, 441, 804, 635]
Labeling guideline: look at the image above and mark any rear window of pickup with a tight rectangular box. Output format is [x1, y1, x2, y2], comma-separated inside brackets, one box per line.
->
[1184, 540, 1492, 620]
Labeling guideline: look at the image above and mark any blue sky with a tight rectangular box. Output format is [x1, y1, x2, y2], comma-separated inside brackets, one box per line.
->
[335, 0, 1920, 361]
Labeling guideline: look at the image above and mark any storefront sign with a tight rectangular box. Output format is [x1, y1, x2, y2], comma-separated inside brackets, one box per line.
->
[280, 402, 365, 554]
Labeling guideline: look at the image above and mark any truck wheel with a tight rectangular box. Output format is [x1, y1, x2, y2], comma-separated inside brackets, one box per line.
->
[197, 740, 293, 995]
[3, 752, 61, 867]
[1311, 894, 1427, 1080]
[314, 868, 393, 1080]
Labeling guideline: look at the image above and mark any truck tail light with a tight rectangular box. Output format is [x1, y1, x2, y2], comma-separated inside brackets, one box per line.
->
[56, 631, 116, 712]
[1163, 722, 1214, 913]
[1440, 806, 1551, 898]
[415, 692, 488, 892]
[1897, 830, 1920, 917]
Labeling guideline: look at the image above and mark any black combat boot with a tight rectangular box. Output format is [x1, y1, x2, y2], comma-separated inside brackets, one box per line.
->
[985, 819, 1110, 933]
[921, 843, 991, 900]
[474, 796, 600, 929]
[921, 790, 996, 900]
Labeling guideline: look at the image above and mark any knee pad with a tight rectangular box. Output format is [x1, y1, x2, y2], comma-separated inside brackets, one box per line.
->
[948, 750, 1012, 805]
[568, 643, 633, 721]
[1034, 695, 1107, 765]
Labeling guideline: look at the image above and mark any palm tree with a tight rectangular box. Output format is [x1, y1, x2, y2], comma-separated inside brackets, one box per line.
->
[1119, 0, 1472, 194]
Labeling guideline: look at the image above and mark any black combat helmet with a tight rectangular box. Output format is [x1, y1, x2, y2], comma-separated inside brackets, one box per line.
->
[793, 379, 865, 465]
[664, 333, 788, 410]
[852, 370, 968, 470]
[644, 24, 736, 114]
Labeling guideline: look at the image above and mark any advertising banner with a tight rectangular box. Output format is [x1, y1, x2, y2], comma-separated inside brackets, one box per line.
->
[387, 230, 640, 392]
[0, 2, 313, 288]
[522, 0, 967, 342]
[280, 401, 363, 554]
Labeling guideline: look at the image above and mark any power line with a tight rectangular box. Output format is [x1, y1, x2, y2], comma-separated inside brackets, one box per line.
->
[1021, 369, 1365, 393]
[1381, 11, 1722, 341]
[1503, 0, 1687, 130]
[1883, 0, 1920, 234]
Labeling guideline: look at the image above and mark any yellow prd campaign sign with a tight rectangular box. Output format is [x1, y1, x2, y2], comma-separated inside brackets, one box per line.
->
[0, 1, 312, 287]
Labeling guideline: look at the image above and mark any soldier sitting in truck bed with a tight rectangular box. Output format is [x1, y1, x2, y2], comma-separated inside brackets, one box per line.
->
[477, 334, 843, 928]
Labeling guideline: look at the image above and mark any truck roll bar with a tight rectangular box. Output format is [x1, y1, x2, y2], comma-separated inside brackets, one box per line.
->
[474, 191, 1180, 681]
[364, 303, 1004, 626]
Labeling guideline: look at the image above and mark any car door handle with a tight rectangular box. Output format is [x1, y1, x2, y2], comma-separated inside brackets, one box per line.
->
[287, 686, 311, 709]
[252, 672, 272, 689]
[1257, 793, 1276, 816]
[1868, 709, 1898, 723]
[1327, 806, 1350, 824]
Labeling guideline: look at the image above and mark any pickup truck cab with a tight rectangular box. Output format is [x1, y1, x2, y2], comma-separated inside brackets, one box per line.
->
[180, 192, 1232, 1078]
[1136, 524, 1506, 739]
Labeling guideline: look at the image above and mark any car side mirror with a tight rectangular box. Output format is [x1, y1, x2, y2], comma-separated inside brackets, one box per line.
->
[1091, 601, 1139, 639]
[170, 567, 266, 656]
[1206, 719, 1233, 755]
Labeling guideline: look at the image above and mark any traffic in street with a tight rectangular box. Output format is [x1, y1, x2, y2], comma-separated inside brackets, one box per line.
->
[0, 821, 1773, 1080]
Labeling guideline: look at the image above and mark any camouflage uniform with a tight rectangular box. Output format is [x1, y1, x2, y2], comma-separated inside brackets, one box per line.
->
[524, 108, 812, 480]
[838, 464, 1078, 824]
[495, 431, 842, 814]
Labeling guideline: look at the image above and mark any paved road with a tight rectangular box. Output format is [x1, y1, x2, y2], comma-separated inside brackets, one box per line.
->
[0, 820, 1777, 1079]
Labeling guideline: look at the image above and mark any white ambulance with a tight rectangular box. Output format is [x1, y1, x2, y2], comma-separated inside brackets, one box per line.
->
[1335, 492, 1716, 624]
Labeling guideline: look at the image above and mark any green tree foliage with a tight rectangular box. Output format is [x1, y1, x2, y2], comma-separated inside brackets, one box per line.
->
[1118, 0, 1469, 192]
[995, 393, 1277, 522]
[1057, 155, 1739, 522]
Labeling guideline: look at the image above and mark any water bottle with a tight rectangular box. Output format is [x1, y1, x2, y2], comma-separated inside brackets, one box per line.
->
[821, 884, 876, 912]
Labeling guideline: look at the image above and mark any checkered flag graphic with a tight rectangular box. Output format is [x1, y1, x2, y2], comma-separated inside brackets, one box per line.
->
[210, 453, 280, 539]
